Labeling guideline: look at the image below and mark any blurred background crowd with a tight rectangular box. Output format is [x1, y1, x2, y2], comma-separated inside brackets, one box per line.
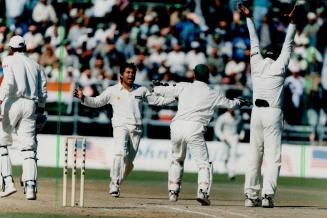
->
[0, 0, 326, 143]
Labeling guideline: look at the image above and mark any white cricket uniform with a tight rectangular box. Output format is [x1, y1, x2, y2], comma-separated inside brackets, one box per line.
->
[214, 111, 241, 178]
[154, 81, 241, 195]
[82, 83, 175, 185]
[244, 18, 296, 199]
[0, 52, 47, 185]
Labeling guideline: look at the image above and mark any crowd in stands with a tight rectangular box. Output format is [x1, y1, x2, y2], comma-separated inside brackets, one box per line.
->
[0, 0, 327, 130]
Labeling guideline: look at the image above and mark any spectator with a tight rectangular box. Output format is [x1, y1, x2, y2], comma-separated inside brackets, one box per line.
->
[165, 42, 186, 80]
[32, 0, 58, 25]
[5, 0, 27, 30]
[23, 23, 44, 52]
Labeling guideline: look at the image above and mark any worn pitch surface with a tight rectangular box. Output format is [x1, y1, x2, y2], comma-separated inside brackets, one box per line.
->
[0, 170, 326, 218]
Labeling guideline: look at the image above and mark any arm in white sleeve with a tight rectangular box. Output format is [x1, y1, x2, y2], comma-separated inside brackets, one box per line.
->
[144, 88, 176, 106]
[0, 59, 15, 101]
[246, 17, 263, 65]
[153, 83, 184, 99]
[214, 116, 225, 141]
[82, 88, 111, 108]
[214, 92, 241, 109]
[37, 67, 48, 108]
[275, 24, 296, 71]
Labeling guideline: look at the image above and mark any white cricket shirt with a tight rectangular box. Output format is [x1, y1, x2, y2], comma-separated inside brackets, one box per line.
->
[82, 83, 175, 127]
[247, 18, 296, 108]
[0, 52, 48, 107]
[154, 81, 240, 126]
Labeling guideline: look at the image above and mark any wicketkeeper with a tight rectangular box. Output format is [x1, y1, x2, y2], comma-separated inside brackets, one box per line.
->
[153, 64, 251, 206]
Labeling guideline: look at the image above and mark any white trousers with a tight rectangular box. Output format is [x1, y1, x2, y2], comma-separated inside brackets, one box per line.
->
[0, 98, 37, 184]
[0, 98, 36, 148]
[244, 107, 283, 199]
[169, 120, 212, 195]
[110, 124, 142, 184]
[222, 135, 238, 178]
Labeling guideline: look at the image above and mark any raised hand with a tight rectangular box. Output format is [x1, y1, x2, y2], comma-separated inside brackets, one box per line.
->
[284, 4, 298, 24]
[73, 87, 84, 100]
[238, 2, 251, 17]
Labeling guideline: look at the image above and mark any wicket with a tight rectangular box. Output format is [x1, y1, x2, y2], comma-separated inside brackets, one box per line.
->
[62, 136, 87, 207]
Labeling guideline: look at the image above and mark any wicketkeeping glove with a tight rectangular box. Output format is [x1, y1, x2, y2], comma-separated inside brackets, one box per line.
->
[235, 97, 252, 107]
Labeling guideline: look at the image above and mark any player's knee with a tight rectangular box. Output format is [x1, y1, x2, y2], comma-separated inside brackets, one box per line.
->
[21, 149, 37, 160]
[0, 146, 9, 156]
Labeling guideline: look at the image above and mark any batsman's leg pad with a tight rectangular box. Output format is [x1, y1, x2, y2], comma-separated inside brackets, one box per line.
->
[168, 160, 184, 192]
[0, 146, 13, 178]
[197, 162, 212, 195]
[21, 149, 37, 183]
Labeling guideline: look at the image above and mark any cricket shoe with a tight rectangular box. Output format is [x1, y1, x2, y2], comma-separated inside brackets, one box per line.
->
[244, 196, 261, 207]
[262, 195, 274, 208]
[25, 184, 37, 200]
[0, 183, 17, 198]
[168, 190, 179, 202]
[109, 183, 120, 198]
[196, 189, 210, 206]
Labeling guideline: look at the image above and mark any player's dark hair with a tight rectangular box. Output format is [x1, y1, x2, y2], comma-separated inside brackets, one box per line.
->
[264, 46, 280, 61]
[194, 64, 209, 83]
[120, 62, 137, 74]
[10, 46, 26, 53]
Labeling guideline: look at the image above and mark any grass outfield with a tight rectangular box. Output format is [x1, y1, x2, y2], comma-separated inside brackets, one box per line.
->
[12, 165, 327, 188]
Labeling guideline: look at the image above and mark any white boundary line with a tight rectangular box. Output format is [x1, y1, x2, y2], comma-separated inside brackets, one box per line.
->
[203, 207, 251, 218]
[157, 205, 222, 218]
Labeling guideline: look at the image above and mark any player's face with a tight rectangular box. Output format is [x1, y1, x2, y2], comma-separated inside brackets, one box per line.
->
[121, 67, 136, 86]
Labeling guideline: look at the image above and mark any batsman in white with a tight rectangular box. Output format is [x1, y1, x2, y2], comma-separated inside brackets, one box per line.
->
[0, 35, 47, 200]
[214, 109, 244, 181]
[239, 3, 297, 208]
[73, 62, 175, 198]
[153, 64, 251, 206]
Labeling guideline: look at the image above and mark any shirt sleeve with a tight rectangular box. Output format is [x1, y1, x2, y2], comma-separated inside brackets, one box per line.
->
[82, 87, 111, 108]
[274, 24, 296, 73]
[144, 87, 176, 106]
[37, 66, 48, 108]
[153, 83, 184, 98]
[246, 17, 263, 66]
[214, 91, 241, 109]
[0, 58, 15, 101]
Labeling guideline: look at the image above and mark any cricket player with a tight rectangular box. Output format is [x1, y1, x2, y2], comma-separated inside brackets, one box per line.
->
[73, 62, 175, 198]
[153, 64, 250, 206]
[214, 109, 244, 181]
[239, 4, 297, 208]
[0, 35, 47, 200]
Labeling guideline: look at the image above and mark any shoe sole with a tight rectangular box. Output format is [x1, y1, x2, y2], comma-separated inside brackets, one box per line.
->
[110, 192, 120, 198]
[26, 196, 37, 200]
[0, 189, 17, 198]
[196, 198, 211, 206]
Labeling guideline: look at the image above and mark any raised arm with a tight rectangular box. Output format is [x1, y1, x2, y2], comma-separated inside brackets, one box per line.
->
[73, 87, 111, 108]
[239, 4, 263, 65]
[153, 83, 184, 99]
[144, 88, 176, 106]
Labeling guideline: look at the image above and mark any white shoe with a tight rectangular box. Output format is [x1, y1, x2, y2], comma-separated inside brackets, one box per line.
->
[262, 195, 274, 208]
[244, 196, 261, 207]
[196, 189, 210, 206]
[168, 190, 179, 202]
[25, 185, 37, 200]
[109, 183, 120, 198]
[0, 183, 17, 198]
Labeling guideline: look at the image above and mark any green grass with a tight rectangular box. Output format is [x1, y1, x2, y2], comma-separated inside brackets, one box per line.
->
[12, 166, 327, 189]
